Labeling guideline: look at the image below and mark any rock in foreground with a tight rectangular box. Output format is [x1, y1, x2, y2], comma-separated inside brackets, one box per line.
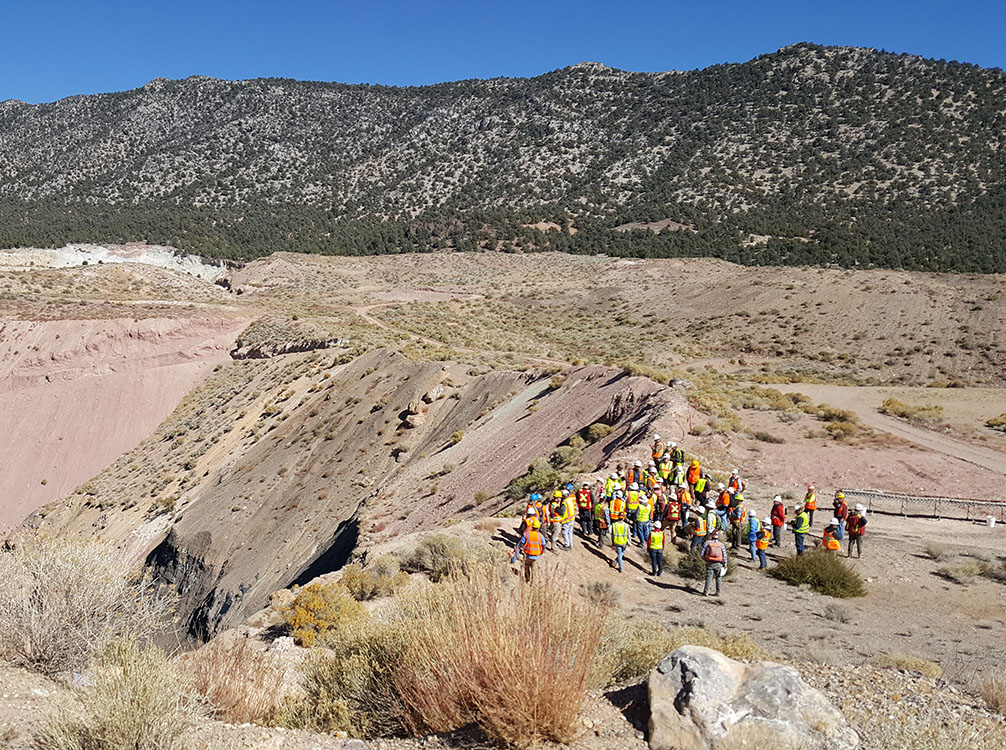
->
[648, 646, 859, 750]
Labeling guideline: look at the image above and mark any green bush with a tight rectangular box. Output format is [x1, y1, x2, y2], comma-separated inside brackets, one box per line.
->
[587, 423, 613, 441]
[817, 405, 859, 423]
[771, 550, 866, 597]
[506, 457, 566, 500]
[677, 550, 738, 581]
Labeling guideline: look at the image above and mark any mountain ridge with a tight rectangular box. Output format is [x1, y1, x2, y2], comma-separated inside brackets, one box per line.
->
[1, 43, 1004, 270]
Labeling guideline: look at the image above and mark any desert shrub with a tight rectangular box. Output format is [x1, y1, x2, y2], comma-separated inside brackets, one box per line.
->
[449, 430, 464, 445]
[824, 420, 860, 439]
[340, 557, 409, 601]
[817, 405, 859, 423]
[400, 534, 502, 582]
[880, 398, 944, 425]
[506, 457, 565, 500]
[275, 619, 405, 738]
[35, 641, 203, 750]
[393, 567, 602, 747]
[581, 580, 619, 608]
[677, 550, 738, 581]
[871, 652, 943, 678]
[587, 422, 613, 441]
[279, 582, 366, 647]
[550, 444, 583, 468]
[620, 362, 671, 385]
[548, 374, 567, 390]
[823, 603, 852, 623]
[184, 638, 287, 724]
[0, 536, 175, 677]
[752, 430, 785, 444]
[594, 618, 674, 687]
[923, 542, 955, 562]
[936, 561, 982, 584]
[986, 414, 1006, 432]
[978, 675, 1006, 714]
[473, 490, 489, 506]
[770, 550, 866, 598]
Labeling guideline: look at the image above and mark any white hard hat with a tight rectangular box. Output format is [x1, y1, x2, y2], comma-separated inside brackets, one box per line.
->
[763, 517, 771, 524]
[732, 468, 739, 474]
[706, 502, 716, 509]
[773, 495, 782, 503]
[856, 504, 866, 512]
[654, 521, 662, 529]
[653, 434, 661, 441]
[794, 504, 803, 512]
[830, 518, 839, 525]
[630, 482, 639, 490]
[609, 473, 618, 479]
[582, 481, 589, 486]
[634, 460, 642, 467]
[717, 483, 725, 490]
[670, 441, 677, 448]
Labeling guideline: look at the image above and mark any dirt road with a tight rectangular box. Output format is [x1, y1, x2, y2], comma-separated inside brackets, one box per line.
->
[789, 385, 1006, 477]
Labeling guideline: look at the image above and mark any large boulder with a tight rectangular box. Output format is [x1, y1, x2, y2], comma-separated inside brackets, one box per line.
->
[648, 646, 859, 750]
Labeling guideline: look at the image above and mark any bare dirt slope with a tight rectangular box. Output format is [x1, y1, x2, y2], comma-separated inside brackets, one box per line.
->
[0, 316, 245, 533]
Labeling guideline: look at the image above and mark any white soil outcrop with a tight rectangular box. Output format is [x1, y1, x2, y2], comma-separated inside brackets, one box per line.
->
[0, 243, 227, 281]
[0, 316, 245, 534]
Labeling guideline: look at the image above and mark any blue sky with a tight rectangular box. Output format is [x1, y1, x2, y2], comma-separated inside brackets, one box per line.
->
[3, 1, 1004, 103]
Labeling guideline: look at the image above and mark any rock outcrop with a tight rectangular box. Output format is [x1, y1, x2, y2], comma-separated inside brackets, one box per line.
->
[648, 646, 859, 750]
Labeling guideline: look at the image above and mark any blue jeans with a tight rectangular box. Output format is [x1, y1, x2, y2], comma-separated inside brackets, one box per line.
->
[757, 548, 767, 568]
[636, 521, 651, 547]
[795, 533, 806, 555]
[748, 539, 758, 561]
[561, 521, 574, 549]
[649, 548, 663, 575]
[614, 544, 626, 571]
[691, 534, 705, 551]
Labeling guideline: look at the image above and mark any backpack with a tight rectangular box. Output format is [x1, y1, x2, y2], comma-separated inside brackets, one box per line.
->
[702, 541, 725, 563]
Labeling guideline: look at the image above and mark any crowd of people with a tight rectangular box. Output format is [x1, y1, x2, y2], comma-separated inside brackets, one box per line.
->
[511, 434, 869, 594]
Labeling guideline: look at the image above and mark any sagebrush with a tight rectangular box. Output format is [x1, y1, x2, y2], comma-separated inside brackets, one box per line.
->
[770, 550, 866, 598]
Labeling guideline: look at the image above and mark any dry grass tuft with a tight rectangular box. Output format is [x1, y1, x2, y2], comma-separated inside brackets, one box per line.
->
[184, 638, 288, 725]
[581, 580, 619, 608]
[936, 561, 983, 585]
[0, 536, 175, 677]
[922, 542, 955, 562]
[340, 557, 409, 601]
[871, 652, 943, 678]
[977, 675, 1006, 714]
[871, 708, 998, 750]
[35, 640, 204, 750]
[399, 533, 503, 582]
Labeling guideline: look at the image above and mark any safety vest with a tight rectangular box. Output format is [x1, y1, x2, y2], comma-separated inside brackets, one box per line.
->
[694, 476, 708, 494]
[604, 477, 620, 496]
[756, 528, 772, 550]
[648, 530, 664, 550]
[746, 516, 761, 538]
[658, 458, 671, 480]
[822, 527, 842, 551]
[834, 500, 848, 520]
[706, 512, 718, 532]
[626, 468, 643, 486]
[702, 541, 725, 563]
[717, 490, 731, 509]
[610, 496, 625, 520]
[728, 476, 742, 493]
[523, 530, 545, 557]
[612, 521, 630, 546]
[671, 448, 685, 464]
[729, 503, 745, 523]
[594, 502, 609, 522]
[652, 441, 665, 460]
[558, 498, 574, 524]
[645, 474, 659, 491]
[627, 490, 640, 511]
[637, 502, 652, 523]
[793, 511, 810, 534]
[665, 500, 680, 521]
[805, 492, 818, 510]
[694, 516, 707, 536]
[678, 489, 692, 507]
[577, 489, 592, 510]
[847, 514, 866, 536]
[672, 465, 686, 486]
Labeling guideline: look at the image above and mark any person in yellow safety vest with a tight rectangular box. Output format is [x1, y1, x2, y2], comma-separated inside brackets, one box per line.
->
[645, 465, 660, 492]
[669, 441, 685, 466]
[635, 494, 653, 547]
[604, 472, 621, 499]
[651, 434, 666, 462]
[611, 517, 631, 573]
[804, 484, 818, 526]
[546, 491, 563, 551]
[822, 517, 843, 552]
[626, 483, 642, 538]
[657, 455, 672, 483]
[593, 496, 611, 546]
[610, 489, 627, 521]
[755, 518, 772, 569]
[694, 472, 711, 504]
[558, 491, 576, 551]
[704, 502, 719, 535]
[791, 504, 810, 555]
[510, 518, 546, 583]
[648, 521, 666, 576]
[689, 513, 707, 551]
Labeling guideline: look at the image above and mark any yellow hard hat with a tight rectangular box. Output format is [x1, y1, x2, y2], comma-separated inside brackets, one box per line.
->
[531, 519, 541, 529]
[553, 490, 563, 498]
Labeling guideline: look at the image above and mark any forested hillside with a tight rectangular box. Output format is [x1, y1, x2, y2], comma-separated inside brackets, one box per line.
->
[1, 43, 1004, 270]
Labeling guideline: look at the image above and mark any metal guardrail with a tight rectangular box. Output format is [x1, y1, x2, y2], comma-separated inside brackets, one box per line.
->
[839, 488, 1006, 522]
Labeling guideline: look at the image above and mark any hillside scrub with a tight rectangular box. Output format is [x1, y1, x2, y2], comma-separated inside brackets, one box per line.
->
[0, 536, 175, 677]
[339, 556, 409, 601]
[399, 534, 504, 582]
[505, 457, 573, 501]
[279, 581, 366, 647]
[770, 550, 866, 598]
[986, 414, 1006, 432]
[871, 651, 943, 678]
[184, 638, 289, 725]
[879, 398, 944, 425]
[35, 640, 203, 750]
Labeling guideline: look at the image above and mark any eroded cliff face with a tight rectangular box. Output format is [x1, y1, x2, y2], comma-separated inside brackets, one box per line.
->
[23, 344, 684, 642]
[0, 316, 244, 533]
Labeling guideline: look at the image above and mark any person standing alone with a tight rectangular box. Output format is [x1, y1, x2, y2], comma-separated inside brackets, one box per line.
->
[648, 521, 665, 577]
[701, 529, 728, 597]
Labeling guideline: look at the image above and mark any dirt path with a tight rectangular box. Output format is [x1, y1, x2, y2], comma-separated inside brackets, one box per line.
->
[787, 385, 1006, 477]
